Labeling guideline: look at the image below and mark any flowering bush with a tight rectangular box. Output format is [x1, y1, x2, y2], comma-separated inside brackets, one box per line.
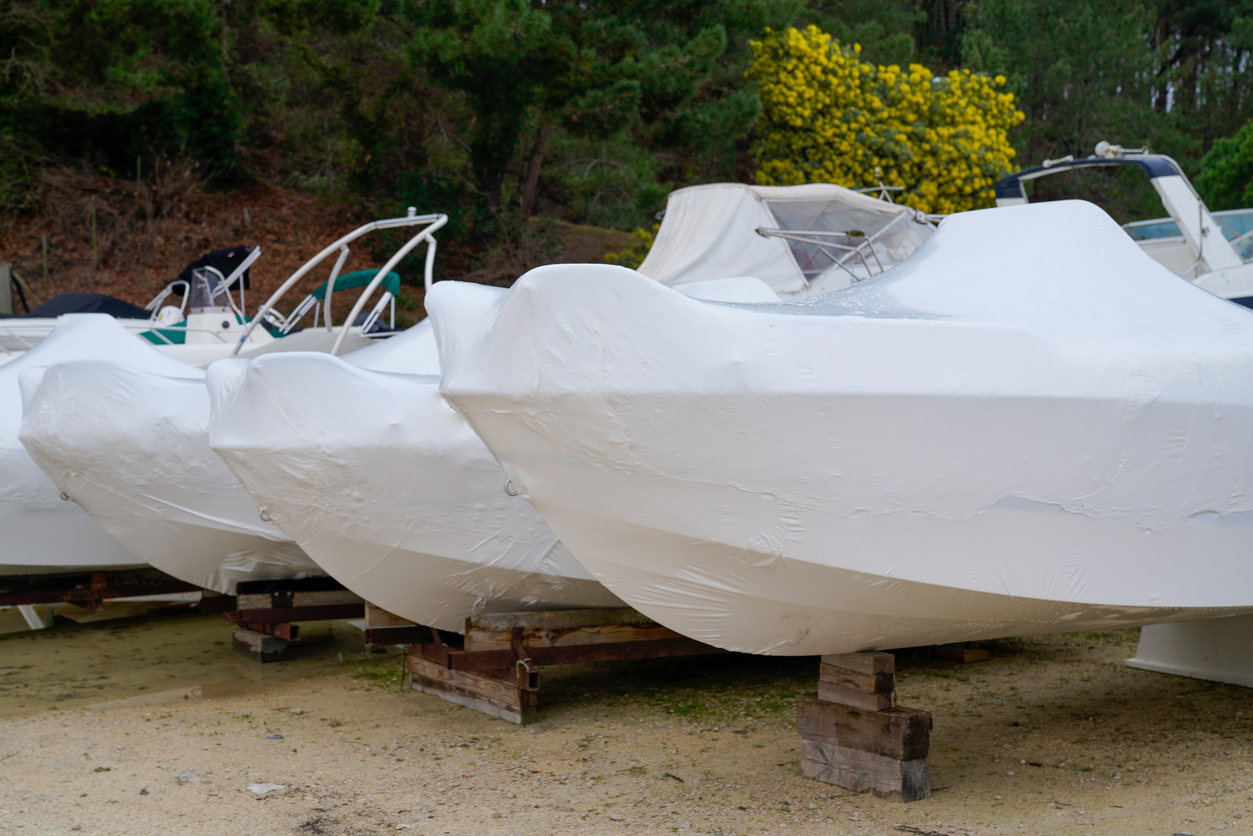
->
[747, 26, 1024, 215]
[604, 224, 658, 270]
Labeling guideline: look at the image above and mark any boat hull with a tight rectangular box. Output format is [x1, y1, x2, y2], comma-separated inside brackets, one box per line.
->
[20, 360, 320, 594]
[495, 467, 1250, 654]
[1, 317, 168, 577]
[429, 202, 1253, 655]
[205, 351, 623, 632]
[0, 502, 143, 577]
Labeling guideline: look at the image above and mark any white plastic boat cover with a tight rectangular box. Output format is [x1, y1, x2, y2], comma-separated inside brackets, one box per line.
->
[205, 317, 626, 631]
[0, 316, 151, 575]
[637, 182, 934, 296]
[428, 200, 1253, 656]
[19, 318, 323, 594]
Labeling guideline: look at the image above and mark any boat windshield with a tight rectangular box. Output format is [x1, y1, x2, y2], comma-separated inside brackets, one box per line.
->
[187, 268, 233, 312]
[1218, 208, 1253, 240]
[1124, 208, 1253, 243]
[1124, 219, 1182, 241]
[764, 198, 914, 282]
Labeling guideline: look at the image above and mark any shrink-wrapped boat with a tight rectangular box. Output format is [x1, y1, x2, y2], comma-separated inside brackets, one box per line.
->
[205, 318, 625, 630]
[204, 278, 784, 629]
[18, 317, 321, 593]
[17, 212, 446, 593]
[428, 201, 1253, 656]
[1, 316, 157, 576]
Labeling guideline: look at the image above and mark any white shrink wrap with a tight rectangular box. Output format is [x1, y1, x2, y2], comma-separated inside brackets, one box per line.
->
[19, 319, 321, 593]
[428, 201, 1253, 656]
[1, 316, 154, 575]
[637, 183, 933, 296]
[205, 317, 625, 631]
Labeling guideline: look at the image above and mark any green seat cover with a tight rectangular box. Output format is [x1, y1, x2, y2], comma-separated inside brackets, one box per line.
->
[139, 323, 188, 345]
[310, 270, 400, 300]
[139, 312, 253, 345]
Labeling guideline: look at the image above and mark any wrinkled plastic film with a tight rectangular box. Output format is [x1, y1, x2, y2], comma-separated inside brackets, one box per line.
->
[19, 317, 320, 593]
[429, 201, 1253, 656]
[205, 318, 623, 630]
[0, 316, 164, 574]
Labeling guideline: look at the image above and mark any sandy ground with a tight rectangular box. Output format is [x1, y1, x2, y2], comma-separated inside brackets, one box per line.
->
[0, 613, 1251, 835]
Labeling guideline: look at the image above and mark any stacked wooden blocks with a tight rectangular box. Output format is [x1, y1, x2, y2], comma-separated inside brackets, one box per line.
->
[407, 607, 719, 724]
[798, 651, 932, 802]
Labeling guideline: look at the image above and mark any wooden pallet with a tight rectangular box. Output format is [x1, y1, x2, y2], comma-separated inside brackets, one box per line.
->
[406, 607, 720, 724]
[223, 576, 364, 662]
[798, 651, 932, 802]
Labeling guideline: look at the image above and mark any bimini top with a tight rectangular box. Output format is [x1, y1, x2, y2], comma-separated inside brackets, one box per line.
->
[636, 182, 934, 296]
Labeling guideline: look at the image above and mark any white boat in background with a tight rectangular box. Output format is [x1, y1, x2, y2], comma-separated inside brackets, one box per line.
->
[16, 212, 446, 594]
[1, 316, 159, 577]
[995, 143, 1253, 302]
[429, 200, 1253, 657]
[0, 246, 276, 366]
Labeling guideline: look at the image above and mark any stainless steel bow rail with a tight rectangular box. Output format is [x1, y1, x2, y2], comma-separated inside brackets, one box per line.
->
[232, 208, 449, 358]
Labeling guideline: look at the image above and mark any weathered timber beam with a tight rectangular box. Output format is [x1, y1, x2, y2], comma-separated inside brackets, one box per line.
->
[224, 603, 365, 624]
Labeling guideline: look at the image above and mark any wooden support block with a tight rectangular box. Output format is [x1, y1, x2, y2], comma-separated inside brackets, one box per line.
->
[801, 739, 930, 802]
[801, 651, 931, 801]
[236, 593, 272, 611]
[292, 589, 362, 607]
[236, 590, 362, 610]
[365, 602, 414, 629]
[233, 629, 288, 663]
[821, 651, 894, 676]
[464, 607, 682, 653]
[797, 694, 930, 760]
[818, 679, 895, 711]
[241, 622, 299, 641]
[408, 655, 536, 724]
[364, 603, 427, 646]
[935, 644, 991, 664]
[403, 608, 718, 724]
[820, 662, 895, 696]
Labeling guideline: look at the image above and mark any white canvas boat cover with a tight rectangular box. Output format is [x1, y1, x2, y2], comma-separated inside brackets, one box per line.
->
[0, 316, 162, 575]
[19, 317, 323, 593]
[637, 183, 933, 296]
[428, 200, 1253, 656]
